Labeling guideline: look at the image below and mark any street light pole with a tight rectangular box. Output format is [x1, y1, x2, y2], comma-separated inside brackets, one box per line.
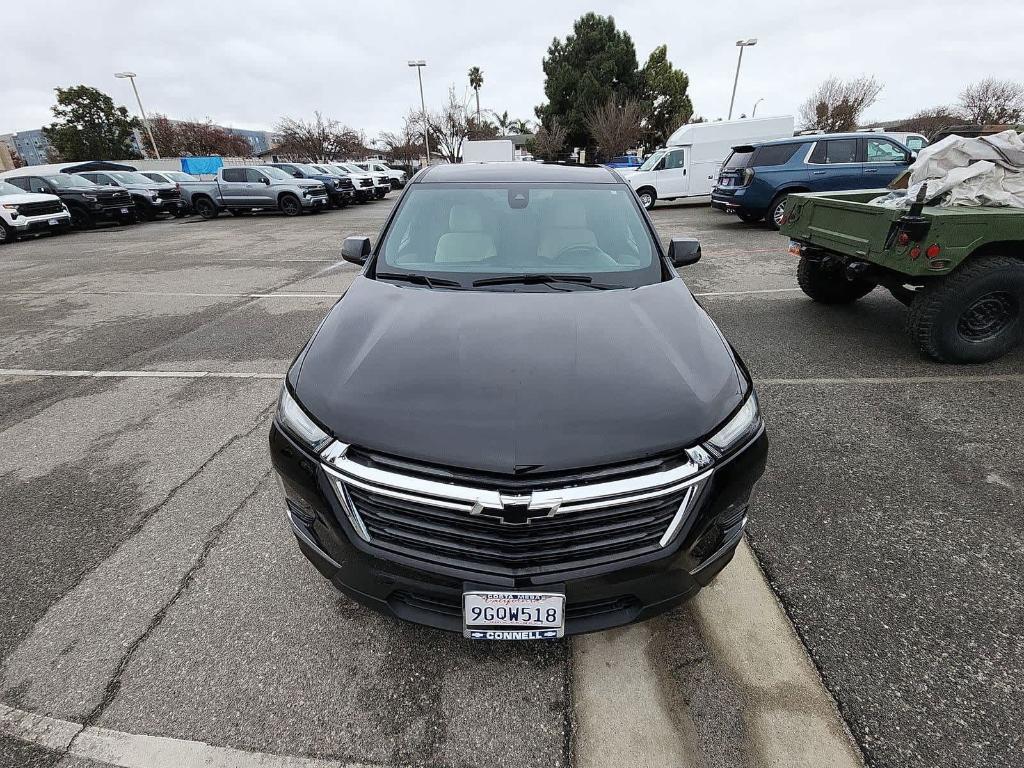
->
[115, 72, 160, 159]
[408, 60, 430, 167]
[728, 39, 757, 121]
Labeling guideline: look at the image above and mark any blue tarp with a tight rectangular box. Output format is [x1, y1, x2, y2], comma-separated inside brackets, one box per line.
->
[180, 157, 225, 175]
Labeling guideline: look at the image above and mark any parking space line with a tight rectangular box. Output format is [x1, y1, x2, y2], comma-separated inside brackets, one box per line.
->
[6, 290, 343, 299]
[0, 703, 370, 768]
[693, 288, 801, 297]
[759, 373, 1024, 385]
[0, 368, 282, 380]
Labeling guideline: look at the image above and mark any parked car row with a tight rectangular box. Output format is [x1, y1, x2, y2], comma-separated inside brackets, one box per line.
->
[0, 159, 406, 243]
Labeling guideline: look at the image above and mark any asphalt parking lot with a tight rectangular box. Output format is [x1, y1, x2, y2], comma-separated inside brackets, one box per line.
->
[1, 197, 1021, 768]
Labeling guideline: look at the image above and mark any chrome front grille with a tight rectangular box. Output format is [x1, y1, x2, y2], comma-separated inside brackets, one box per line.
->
[322, 442, 709, 576]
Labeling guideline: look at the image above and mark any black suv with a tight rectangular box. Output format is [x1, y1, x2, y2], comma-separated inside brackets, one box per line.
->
[3, 172, 136, 228]
[270, 162, 767, 639]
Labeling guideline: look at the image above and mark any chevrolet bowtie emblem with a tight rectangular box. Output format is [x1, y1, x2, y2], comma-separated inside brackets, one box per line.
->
[471, 495, 562, 525]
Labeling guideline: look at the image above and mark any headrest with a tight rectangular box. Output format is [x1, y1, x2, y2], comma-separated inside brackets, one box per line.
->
[549, 198, 588, 228]
[449, 204, 485, 232]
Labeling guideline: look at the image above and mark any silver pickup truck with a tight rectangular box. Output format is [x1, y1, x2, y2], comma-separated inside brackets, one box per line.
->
[182, 166, 329, 219]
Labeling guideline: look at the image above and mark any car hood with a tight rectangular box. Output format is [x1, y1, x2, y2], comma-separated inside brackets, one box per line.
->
[0, 192, 62, 205]
[292, 276, 745, 475]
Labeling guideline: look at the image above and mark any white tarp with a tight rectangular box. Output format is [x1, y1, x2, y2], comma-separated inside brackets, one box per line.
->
[870, 130, 1024, 209]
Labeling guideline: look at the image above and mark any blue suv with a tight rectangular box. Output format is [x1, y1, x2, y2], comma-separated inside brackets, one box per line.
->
[711, 133, 913, 229]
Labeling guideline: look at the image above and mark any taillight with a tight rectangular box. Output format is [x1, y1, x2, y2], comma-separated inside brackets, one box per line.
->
[741, 168, 755, 186]
[897, 232, 910, 246]
[909, 246, 922, 259]
[926, 244, 941, 259]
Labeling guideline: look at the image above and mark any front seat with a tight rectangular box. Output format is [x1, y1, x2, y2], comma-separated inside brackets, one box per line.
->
[537, 198, 599, 261]
[434, 205, 497, 264]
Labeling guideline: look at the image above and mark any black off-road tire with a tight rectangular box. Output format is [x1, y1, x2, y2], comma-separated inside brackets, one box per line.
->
[279, 194, 302, 217]
[68, 205, 94, 229]
[736, 210, 762, 224]
[906, 255, 1024, 363]
[0, 220, 13, 245]
[193, 196, 219, 219]
[797, 256, 876, 304]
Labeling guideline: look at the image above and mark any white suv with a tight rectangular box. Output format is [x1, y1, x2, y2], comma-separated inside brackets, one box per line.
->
[0, 180, 72, 244]
[355, 160, 406, 188]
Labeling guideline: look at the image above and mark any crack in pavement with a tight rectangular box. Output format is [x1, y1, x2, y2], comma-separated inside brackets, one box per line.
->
[76, 467, 275, 735]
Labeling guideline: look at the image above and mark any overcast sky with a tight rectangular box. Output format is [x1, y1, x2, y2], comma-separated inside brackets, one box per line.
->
[4, 0, 1023, 141]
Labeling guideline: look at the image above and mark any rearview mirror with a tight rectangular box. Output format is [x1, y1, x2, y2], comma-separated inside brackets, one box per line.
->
[667, 237, 701, 267]
[342, 236, 372, 266]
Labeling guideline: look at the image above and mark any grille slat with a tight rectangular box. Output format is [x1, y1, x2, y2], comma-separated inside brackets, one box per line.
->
[343, 478, 693, 576]
[17, 200, 64, 217]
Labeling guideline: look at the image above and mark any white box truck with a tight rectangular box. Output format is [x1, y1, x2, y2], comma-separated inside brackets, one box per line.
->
[622, 116, 794, 209]
[462, 139, 515, 163]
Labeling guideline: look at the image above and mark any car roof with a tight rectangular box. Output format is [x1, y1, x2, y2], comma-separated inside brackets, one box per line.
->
[750, 132, 874, 148]
[416, 162, 619, 184]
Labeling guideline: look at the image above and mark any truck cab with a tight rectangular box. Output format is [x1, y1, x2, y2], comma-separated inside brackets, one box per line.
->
[75, 170, 186, 220]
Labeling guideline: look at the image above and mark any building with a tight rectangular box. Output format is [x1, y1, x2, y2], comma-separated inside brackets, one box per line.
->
[0, 129, 51, 166]
[1, 122, 276, 165]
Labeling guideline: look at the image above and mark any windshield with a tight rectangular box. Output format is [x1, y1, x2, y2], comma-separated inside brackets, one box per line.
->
[637, 150, 666, 172]
[340, 163, 366, 175]
[0, 181, 25, 196]
[297, 164, 325, 175]
[317, 164, 345, 175]
[107, 171, 156, 185]
[376, 183, 661, 290]
[45, 174, 94, 188]
[257, 166, 295, 180]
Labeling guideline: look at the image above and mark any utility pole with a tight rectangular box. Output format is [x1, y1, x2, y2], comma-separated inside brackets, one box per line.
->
[728, 40, 757, 121]
[115, 72, 160, 159]
[408, 60, 430, 167]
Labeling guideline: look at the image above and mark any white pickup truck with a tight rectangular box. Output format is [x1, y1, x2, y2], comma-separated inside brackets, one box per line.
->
[0, 180, 72, 244]
[181, 166, 329, 219]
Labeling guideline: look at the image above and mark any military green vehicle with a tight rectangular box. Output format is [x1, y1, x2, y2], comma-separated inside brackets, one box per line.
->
[780, 190, 1024, 363]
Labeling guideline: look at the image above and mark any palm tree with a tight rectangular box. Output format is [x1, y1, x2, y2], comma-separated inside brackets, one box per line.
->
[490, 110, 512, 135]
[510, 118, 532, 135]
[468, 66, 484, 122]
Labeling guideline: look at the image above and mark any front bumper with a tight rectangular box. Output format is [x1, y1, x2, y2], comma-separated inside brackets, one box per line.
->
[269, 422, 768, 636]
[11, 212, 72, 235]
[301, 195, 329, 209]
[329, 189, 354, 205]
[154, 198, 187, 214]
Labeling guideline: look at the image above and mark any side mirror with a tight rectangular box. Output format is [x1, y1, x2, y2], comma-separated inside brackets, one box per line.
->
[667, 237, 701, 267]
[342, 236, 372, 266]
[262, 177, 271, 185]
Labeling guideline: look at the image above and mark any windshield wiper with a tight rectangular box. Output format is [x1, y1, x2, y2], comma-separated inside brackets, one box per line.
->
[472, 273, 605, 289]
[375, 272, 463, 289]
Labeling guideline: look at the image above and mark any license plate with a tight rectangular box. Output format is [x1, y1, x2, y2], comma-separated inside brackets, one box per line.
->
[121, 207, 130, 214]
[48, 218, 59, 226]
[463, 591, 565, 640]
[788, 240, 802, 257]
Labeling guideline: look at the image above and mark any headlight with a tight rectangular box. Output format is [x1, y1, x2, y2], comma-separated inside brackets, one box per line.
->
[277, 387, 332, 452]
[2, 203, 18, 210]
[705, 391, 761, 455]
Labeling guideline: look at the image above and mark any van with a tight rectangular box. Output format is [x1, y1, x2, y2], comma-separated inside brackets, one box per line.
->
[623, 116, 794, 209]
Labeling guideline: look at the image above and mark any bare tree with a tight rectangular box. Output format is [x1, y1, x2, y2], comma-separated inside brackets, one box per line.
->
[275, 111, 364, 161]
[799, 76, 883, 132]
[531, 119, 567, 161]
[428, 87, 471, 163]
[957, 78, 1024, 125]
[585, 96, 644, 161]
[150, 114, 253, 157]
[893, 106, 961, 139]
[378, 110, 425, 167]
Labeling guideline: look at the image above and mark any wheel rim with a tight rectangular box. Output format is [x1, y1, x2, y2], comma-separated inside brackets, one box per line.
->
[772, 200, 787, 226]
[197, 201, 213, 217]
[640, 193, 653, 208]
[957, 291, 1018, 341]
[282, 198, 300, 215]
